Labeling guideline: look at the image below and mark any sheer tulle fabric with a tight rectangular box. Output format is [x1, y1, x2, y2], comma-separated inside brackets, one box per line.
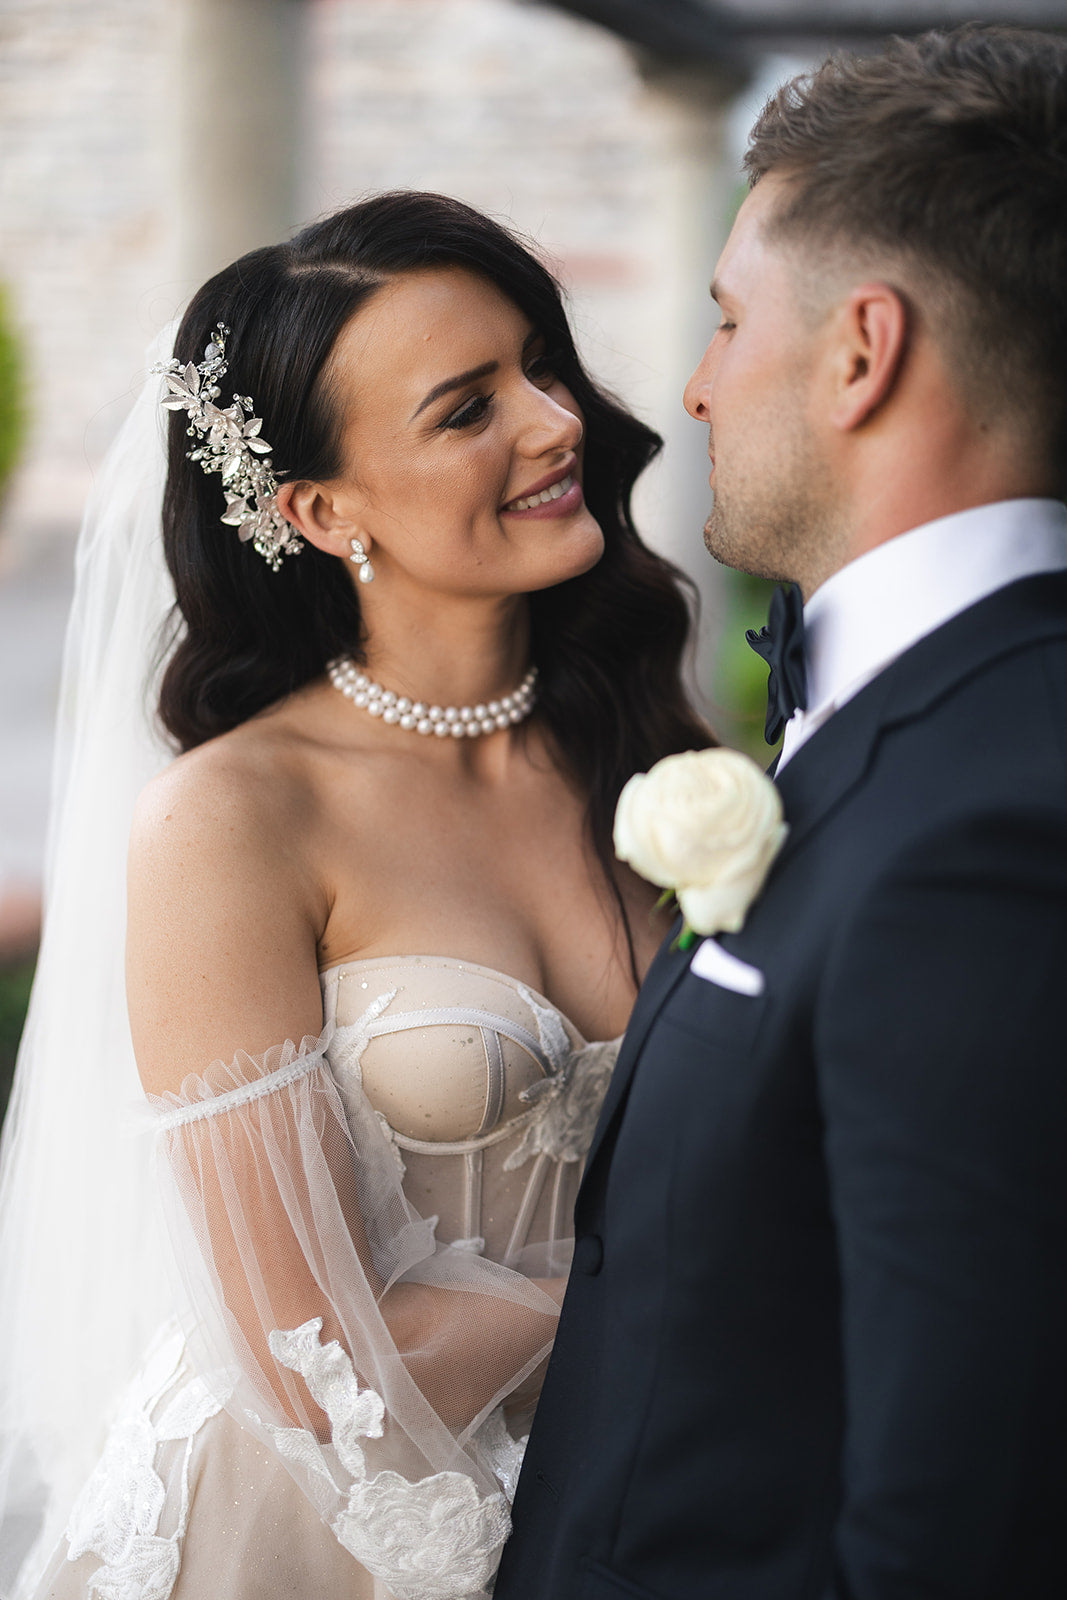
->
[0, 331, 179, 1598]
[140, 1029, 557, 1599]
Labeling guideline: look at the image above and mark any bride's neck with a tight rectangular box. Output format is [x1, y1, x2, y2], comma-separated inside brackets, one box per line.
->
[356, 592, 531, 709]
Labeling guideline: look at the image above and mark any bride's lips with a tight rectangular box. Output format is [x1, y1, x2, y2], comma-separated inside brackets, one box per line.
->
[501, 462, 584, 520]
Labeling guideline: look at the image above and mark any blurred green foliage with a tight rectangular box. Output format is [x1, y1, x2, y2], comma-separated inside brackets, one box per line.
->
[0, 284, 27, 504]
[0, 958, 35, 1130]
[710, 569, 780, 765]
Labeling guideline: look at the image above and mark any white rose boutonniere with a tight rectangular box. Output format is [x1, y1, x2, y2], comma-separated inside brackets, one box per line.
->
[613, 748, 788, 949]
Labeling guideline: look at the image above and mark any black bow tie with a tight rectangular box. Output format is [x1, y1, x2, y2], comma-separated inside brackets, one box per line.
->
[746, 584, 808, 745]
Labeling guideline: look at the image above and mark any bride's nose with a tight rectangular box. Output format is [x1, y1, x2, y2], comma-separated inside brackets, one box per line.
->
[517, 385, 584, 458]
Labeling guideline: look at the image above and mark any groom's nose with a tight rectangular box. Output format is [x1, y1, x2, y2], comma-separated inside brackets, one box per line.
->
[684, 346, 713, 422]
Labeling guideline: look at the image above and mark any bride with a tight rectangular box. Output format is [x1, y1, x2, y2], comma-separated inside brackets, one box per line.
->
[0, 192, 710, 1599]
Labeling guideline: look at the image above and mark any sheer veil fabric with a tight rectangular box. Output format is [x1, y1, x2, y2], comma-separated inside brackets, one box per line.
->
[0, 337, 610, 1600]
[0, 328, 178, 1594]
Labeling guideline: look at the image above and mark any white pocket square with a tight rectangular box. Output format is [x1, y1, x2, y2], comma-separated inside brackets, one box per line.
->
[689, 939, 765, 997]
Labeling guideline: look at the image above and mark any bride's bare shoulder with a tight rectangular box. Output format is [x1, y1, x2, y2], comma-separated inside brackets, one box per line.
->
[133, 707, 316, 846]
[127, 712, 335, 1084]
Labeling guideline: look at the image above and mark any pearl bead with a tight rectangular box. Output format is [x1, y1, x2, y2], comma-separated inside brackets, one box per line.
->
[328, 659, 538, 741]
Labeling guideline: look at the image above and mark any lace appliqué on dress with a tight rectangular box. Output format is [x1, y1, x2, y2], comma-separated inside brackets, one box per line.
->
[266, 1318, 511, 1600]
[64, 1325, 228, 1600]
[505, 1027, 620, 1170]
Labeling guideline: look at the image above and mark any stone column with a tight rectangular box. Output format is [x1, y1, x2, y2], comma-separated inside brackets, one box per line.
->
[171, 0, 307, 294]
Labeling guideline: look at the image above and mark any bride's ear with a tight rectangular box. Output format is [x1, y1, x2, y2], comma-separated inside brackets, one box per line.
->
[275, 480, 369, 564]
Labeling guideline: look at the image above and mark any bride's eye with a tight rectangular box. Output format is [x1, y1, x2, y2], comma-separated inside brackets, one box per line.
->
[525, 351, 557, 387]
[441, 392, 493, 431]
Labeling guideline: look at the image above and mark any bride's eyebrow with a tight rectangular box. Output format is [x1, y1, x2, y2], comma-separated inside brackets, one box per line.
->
[408, 329, 541, 421]
[410, 361, 497, 421]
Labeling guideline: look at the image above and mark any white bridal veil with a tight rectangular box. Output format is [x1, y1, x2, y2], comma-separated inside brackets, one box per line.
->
[0, 327, 179, 1591]
[0, 331, 590, 1600]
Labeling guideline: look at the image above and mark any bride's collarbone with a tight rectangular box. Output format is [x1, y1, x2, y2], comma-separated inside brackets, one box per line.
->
[255, 712, 658, 1034]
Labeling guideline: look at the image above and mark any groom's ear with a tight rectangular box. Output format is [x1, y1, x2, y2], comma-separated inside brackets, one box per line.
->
[826, 283, 908, 433]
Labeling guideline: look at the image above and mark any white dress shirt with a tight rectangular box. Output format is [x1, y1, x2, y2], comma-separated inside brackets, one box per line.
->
[776, 498, 1067, 771]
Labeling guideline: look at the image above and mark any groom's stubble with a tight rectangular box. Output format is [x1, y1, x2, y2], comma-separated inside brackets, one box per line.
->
[701, 367, 843, 596]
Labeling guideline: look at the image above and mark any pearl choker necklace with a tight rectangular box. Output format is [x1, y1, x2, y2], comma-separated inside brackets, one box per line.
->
[327, 658, 538, 737]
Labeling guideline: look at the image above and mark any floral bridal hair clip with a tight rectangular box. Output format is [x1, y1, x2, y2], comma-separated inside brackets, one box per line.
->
[153, 323, 304, 571]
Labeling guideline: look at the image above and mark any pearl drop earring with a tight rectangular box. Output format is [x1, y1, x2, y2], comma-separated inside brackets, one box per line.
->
[349, 537, 375, 584]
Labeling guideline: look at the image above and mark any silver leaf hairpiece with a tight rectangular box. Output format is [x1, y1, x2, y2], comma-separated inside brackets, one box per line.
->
[153, 322, 303, 571]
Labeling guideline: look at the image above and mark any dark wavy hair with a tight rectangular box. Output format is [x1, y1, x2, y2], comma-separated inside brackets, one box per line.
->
[160, 192, 712, 952]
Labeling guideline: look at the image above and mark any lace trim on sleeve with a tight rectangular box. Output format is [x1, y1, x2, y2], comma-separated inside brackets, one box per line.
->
[153, 1049, 329, 1129]
[262, 1318, 512, 1600]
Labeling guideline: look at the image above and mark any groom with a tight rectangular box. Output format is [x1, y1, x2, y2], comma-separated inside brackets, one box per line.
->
[496, 25, 1067, 1600]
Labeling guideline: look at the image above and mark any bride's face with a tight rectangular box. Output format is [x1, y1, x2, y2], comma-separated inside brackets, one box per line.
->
[321, 266, 605, 596]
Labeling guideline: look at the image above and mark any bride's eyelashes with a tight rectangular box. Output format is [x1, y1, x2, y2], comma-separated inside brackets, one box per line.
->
[441, 391, 494, 431]
[524, 351, 557, 386]
[438, 352, 560, 432]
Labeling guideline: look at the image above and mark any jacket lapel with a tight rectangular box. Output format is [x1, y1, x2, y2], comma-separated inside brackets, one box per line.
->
[776, 570, 1067, 854]
[581, 923, 691, 1181]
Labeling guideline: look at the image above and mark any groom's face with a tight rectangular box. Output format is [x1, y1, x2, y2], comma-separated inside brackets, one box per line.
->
[684, 176, 835, 586]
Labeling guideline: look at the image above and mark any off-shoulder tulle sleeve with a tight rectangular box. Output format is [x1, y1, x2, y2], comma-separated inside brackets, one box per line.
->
[148, 1025, 564, 1600]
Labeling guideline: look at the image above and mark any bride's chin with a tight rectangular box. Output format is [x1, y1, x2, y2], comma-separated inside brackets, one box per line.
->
[529, 522, 606, 591]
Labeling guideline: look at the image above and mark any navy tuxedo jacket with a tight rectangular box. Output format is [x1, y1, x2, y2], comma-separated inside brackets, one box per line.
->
[495, 572, 1067, 1600]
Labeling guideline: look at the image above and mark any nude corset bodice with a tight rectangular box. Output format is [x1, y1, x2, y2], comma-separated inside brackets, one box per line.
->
[320, 955, 621, 1267]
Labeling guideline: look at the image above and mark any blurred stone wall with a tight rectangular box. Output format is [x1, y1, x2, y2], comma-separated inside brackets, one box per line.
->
[0, 0, 177, 536]
[0, 0, 734, 590]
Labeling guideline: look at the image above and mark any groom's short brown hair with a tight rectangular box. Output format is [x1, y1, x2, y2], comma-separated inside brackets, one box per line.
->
[745, 25, 1067, 479]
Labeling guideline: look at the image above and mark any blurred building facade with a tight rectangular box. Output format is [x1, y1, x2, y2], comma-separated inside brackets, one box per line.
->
[0, 0, 736, 599]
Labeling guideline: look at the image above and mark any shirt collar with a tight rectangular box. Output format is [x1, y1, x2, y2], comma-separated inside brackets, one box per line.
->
[802, 498, 1067, 717]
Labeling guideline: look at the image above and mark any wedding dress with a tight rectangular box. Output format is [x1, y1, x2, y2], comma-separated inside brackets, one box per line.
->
[0, 332, 619, 1600]
[28, 956, 618, 1600]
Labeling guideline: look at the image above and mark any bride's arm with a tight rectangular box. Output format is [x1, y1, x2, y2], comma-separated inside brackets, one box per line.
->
[127, 748, 560, 1437]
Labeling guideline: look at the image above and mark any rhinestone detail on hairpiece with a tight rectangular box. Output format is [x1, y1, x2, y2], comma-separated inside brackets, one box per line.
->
[153, 323, 303, 571]
[327, 659, 538, 737]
